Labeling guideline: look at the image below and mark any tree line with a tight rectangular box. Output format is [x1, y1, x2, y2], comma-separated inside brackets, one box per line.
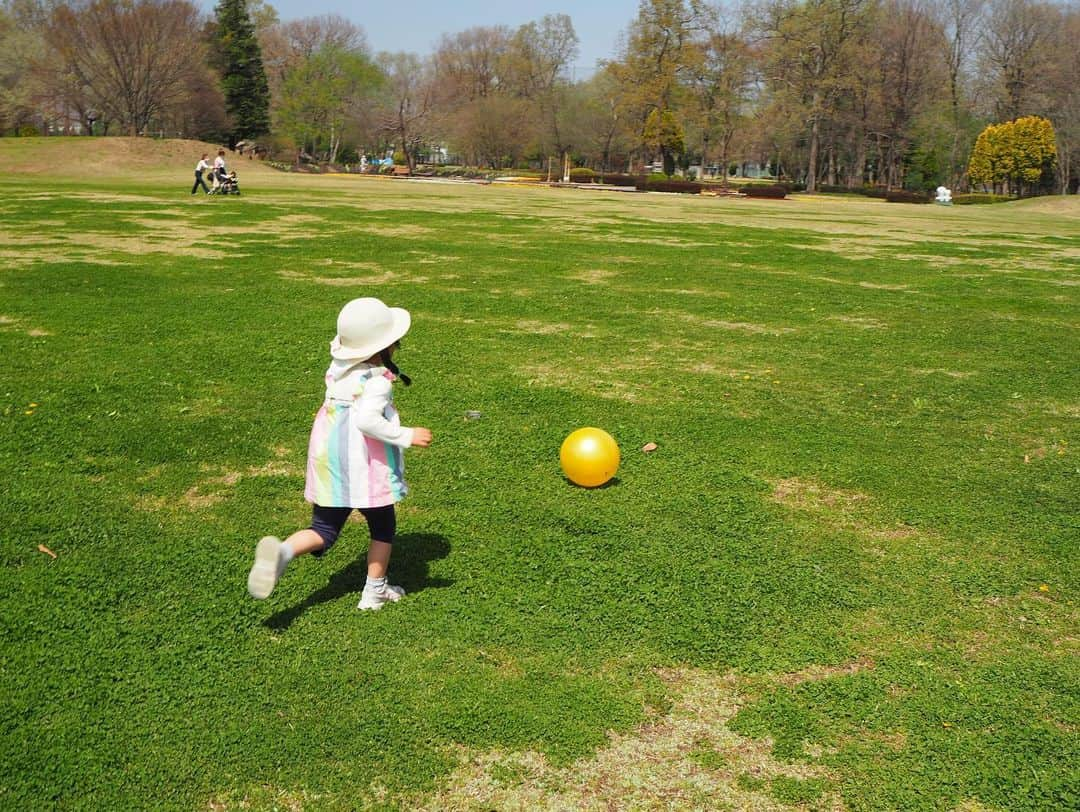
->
[1, 0, 1077, 193]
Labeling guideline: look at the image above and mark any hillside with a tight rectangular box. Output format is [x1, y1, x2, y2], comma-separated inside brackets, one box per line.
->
[1, 136, 279, 181]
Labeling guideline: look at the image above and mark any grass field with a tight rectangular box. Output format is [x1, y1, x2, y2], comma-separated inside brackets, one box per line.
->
[1, 138, 1077, 811]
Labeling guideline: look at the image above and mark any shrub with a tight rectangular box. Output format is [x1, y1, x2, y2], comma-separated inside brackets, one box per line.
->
[636, 178, 703, 194]
[952, 193, 1014, 205]
[569, 167, 597, 183]
[741, 185, 788, 199]
[595, 173, 639, 187]
[885, 189, 932, 203]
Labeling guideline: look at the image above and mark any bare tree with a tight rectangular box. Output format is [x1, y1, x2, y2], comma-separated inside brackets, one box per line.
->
[757, 0, 870, 190]
[979, 0, 1059, 120]
[376, 52, 439, 170]
[505, 14, 579, 175]
[933, 0, 985, 185]
[688, 15, 755, 184]
[45, 0, 206, 137]
[873, 0, 948, 187]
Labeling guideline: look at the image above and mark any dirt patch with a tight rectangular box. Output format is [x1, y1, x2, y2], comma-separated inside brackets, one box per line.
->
[414, 666, 845, 812]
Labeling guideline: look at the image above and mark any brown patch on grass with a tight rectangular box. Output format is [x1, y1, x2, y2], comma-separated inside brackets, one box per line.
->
[858, 281, 913, 291]
[510, 319, 587, 336]
[356, 224, 434, 238]
[277, 269, 397, 287]
[140, 458, 300, 512]
[0, 314, 51, 336]
[772, 478, 870, 511]
[671, 311, 797, 336]
[518, 362, 655, 404]
[827, 315, 887, 329]
[771, 477, 924, 549]
[774, 657, 874, 688]
[409, 250, 463, 264]
[414, 667, 843, 812]
[567, 268, 618, 284]
[910, 368, 973, 379]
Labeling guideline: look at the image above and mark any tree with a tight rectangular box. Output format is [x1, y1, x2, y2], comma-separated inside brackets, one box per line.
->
[758, 0, 870, 190]
[210, 0, 270, 142]
[688, 21, 755, 184]
[376, 52, 438, 171]
[979, 0, 1058, 121]
[872, 0, 948, 188]
[44, 0, 207, 137]
[505, 14, 579, 176]
[933, 0, 985, 185]
[609, 0, 704, 169]
[274, 44, 381, 163]
[643, 108, 685, 175]
[967, 115, 1056, 195]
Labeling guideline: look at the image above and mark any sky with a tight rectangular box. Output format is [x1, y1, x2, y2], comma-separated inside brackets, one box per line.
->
[208, 0, 644, 78]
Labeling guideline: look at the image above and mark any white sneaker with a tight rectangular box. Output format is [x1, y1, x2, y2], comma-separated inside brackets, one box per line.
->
[358, 583, 405, 611]
[247, 536, 283, 599]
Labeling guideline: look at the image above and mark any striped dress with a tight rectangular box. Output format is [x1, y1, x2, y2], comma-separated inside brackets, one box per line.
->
[304, 361, 414, 508]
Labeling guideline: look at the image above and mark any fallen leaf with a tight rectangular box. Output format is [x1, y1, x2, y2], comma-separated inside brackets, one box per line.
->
[1038, 584, 1050, 592]
[37, 544, 57, 559]
[641, 442, 658, 453]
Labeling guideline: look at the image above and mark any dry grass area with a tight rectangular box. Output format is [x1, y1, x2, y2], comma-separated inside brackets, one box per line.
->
[413, 665, 850, 812]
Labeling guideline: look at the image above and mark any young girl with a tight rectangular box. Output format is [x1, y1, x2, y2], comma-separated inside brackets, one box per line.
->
[247, 297, 433, 610]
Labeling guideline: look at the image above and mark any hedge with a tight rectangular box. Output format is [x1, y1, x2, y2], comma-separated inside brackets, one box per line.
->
[885, 190, 932, 203]
[741, 185, 788, 199]
[952, 193, 1014, 205]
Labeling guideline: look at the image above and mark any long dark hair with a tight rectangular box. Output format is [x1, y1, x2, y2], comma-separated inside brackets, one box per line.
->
[379, 343, 411, 386]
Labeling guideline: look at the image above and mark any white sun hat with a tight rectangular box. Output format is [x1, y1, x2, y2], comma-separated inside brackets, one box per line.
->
[330, 297, 412, 361]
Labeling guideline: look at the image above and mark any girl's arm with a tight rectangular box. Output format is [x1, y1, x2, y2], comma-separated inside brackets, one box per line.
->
[353, 375, 415, 448]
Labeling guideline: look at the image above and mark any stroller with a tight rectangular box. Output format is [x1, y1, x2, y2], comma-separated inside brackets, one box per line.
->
[210, 169, 241, 195]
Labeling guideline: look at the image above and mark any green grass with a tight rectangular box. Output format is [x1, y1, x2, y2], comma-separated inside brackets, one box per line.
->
[1, 145, 1077, 810]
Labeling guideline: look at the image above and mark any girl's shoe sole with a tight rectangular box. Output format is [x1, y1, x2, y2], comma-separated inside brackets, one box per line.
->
[247, 536, 280, 599]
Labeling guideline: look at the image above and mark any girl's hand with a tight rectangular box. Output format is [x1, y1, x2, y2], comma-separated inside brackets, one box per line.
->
[412, 427, 433, 447]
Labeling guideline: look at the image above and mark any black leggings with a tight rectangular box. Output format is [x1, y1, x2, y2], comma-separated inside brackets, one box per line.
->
[309, 504, 396, 553]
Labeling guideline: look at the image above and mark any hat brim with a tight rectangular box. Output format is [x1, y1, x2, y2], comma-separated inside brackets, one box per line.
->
[330, 307, 411, 361]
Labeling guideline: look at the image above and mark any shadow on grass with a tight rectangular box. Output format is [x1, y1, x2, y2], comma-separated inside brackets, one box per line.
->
[263, 532, 453, 631]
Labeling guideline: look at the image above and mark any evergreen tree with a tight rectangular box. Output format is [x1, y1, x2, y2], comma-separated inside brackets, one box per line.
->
[210, 0, 270, 142]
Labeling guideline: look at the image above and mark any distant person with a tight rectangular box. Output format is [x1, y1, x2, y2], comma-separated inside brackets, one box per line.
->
[213, 149, 228, 185]
[191, 153, 210, 194]
[246, 298, 433, 611]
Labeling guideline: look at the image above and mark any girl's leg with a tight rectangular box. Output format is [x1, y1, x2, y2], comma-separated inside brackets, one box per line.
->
[366, 540, 393, 579]
[248, 507, 350, 599]
[283, 528, 326, 556]
[358, 506, 401, 610]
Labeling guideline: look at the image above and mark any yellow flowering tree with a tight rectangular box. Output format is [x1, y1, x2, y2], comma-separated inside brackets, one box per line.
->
[967, 116, 1057, 196]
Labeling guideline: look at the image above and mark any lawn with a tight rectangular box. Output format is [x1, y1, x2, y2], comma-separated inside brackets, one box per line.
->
[1, 139, 1077, 811]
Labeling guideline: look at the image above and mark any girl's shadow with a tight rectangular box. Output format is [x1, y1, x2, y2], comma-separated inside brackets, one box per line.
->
[263, 532, 452, 631]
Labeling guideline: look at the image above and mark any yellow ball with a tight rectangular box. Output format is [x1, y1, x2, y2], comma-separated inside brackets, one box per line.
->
[560, 427, 620, 488]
